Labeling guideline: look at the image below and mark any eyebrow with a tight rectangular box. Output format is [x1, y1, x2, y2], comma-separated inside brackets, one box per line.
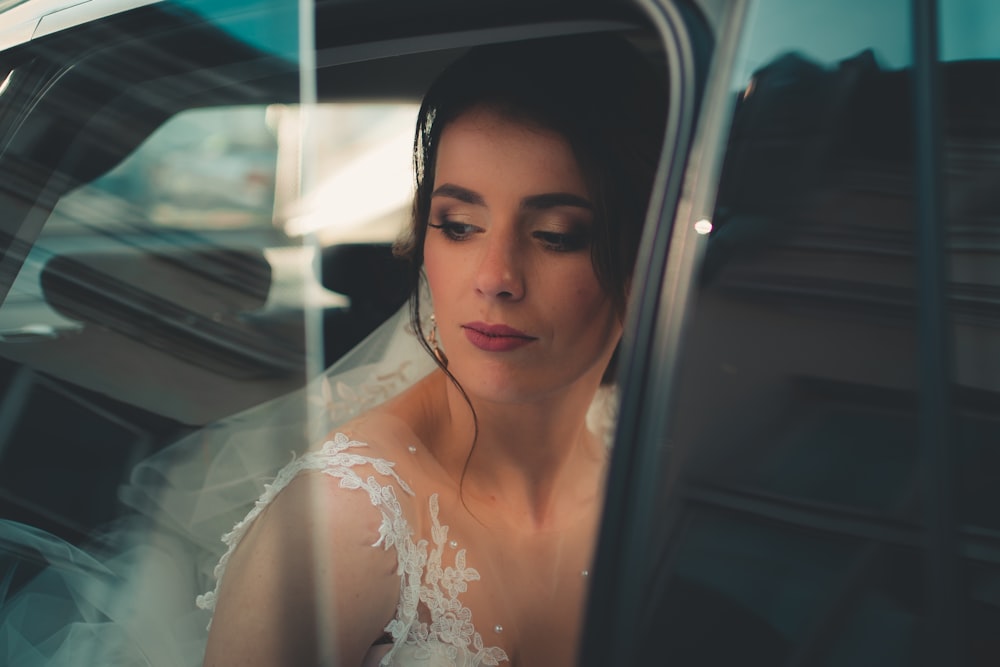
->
[522, 193, 593, 211]
[431, 184, 484, 205]
[431, 183, 593, 211]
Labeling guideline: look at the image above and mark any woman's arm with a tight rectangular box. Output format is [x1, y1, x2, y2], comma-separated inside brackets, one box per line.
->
[203, 471, 400, 666]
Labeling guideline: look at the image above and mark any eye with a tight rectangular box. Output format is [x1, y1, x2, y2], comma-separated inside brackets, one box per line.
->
[428, 220, 478, 241]
[533, 230, 590, 253]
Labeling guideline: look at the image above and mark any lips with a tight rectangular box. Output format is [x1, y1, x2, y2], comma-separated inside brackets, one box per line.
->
[461, 322, 537, 352]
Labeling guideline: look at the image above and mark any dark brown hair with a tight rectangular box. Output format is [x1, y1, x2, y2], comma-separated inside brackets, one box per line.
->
[396, 32, 666, 320]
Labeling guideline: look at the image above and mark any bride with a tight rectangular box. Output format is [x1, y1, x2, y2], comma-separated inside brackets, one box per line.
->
[201, 34, 666, 666]
[0, 32, 664, 667]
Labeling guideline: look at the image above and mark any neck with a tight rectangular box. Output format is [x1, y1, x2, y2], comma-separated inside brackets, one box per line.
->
[428, 371, 608, 531]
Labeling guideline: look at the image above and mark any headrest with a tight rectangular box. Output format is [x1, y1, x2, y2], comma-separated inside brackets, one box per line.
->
[321, 243, 410, 309]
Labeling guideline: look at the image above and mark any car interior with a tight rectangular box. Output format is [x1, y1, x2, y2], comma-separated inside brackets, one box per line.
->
[1, 0, 998, 664]
[0, 0, 669, 564]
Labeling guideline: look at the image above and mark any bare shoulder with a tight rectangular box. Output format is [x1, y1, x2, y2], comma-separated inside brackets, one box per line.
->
[335, 371, 446, 467]
[203, 434, 410, 666]
[337, 405, 424, 460]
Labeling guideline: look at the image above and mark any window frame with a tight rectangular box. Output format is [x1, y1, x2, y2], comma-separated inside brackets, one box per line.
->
[589, 0, 980, 663]
[579, 0, 734, 663]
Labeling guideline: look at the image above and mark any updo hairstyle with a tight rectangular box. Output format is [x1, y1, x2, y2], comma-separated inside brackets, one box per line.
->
[395, 31, 668, 378]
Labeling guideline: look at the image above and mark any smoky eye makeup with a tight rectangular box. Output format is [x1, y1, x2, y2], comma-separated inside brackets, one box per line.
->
[428, 219, 477, 241]
[427, 202, 481, 241]
[531, 218, 593, 253]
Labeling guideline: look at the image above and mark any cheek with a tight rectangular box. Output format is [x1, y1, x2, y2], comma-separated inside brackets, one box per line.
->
[552, 272, 616, 329]
[422, 239, 447, 299]
[423, 239, 469, 318]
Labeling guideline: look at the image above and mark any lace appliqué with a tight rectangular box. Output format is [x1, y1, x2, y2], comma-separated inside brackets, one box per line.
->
[313, 362, 418, 423]
[197, 433, 508, 666]
[384, 494, 508, 666]
[195, 433, 413, 616]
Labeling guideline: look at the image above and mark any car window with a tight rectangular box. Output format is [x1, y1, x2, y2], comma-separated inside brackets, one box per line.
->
[588, 0, 998, 665]
[2, 11, 672, 665]
[51, 105, 281, 232]
[941, 2, 1000, 662]
[0, 97, 416, 551]
[0, 1, 424, 549]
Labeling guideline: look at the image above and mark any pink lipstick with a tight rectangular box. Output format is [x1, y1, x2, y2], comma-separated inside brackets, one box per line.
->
[461, 322, 537, 352]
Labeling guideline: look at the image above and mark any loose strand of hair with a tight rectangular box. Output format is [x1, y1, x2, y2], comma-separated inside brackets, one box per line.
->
[409, 286, 484, 524]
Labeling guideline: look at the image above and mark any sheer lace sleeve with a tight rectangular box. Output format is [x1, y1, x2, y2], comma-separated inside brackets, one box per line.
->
[196, 431, 510, 667]
[196, 432, 415, 618]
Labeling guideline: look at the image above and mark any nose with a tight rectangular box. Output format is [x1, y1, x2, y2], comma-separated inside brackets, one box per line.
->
[474, 229, 524, 301]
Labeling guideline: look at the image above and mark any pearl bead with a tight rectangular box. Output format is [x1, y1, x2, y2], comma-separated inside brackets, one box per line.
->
[581, 570, 589, 577]
[494, 624, 503, 634]
[407, 445, 417, 453]
[448, 540, 458, 548]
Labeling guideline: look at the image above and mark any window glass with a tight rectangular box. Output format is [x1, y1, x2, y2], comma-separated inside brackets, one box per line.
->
[646, 0, 931, 662]
[43, 102, 417, 238]
[52, 105, 281, 232]
[941, 0, 1000, 62]
[0, 97, 417, 539]
[733, 0, 911, 84]
[941, 4, 1000, 662]
[0, 1, 418, 557]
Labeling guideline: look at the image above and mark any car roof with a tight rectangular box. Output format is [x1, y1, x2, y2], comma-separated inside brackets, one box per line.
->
[0, 0, 161, 50]
[0, 0, 700, 53]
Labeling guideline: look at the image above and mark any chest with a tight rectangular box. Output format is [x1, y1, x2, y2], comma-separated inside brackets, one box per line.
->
[390, 493, 599, 666]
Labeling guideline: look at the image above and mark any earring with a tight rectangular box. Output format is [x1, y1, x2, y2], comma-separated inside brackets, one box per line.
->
[426, 313, 449, 367]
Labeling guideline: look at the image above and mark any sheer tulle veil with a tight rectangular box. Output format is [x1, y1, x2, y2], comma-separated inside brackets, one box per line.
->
[0, 290, 618, 665]
[0, 300, 436, 666]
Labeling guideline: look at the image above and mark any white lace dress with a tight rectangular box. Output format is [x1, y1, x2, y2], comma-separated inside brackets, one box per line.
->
[0, 294, 614, 666]
[196, 432, 510, 666]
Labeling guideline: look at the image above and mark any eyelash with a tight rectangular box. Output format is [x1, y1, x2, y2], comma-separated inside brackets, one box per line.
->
[532, 231, 589, 253]
[428, 219, 590, 253]
[428, 220, 476, 241]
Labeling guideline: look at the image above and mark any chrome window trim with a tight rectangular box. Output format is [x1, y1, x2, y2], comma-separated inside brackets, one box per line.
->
[581, 0, 747, 661]
[0, 0, 160, 51]
[314, 19, 638, 68]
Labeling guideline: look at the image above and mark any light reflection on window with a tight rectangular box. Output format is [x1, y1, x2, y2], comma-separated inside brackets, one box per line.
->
[47, 102, 420, 244]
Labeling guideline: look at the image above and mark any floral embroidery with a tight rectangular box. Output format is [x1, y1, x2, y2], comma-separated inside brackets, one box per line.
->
[199, 433, 508, 666]
[312, 363, 418, 422]
[383, 494, 507, 666]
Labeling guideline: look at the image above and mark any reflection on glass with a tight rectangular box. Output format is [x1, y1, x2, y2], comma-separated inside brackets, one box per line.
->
[0, 101, 420, 417]
[171, 0, 300, 60]
[649, 0, 928, 662]
[43, 103, 418, 241]
[941, 5, 1000, 664]
[281, 103, 420, 240]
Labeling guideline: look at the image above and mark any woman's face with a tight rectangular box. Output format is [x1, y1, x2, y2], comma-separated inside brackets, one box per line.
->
[423, 107, 622, 405]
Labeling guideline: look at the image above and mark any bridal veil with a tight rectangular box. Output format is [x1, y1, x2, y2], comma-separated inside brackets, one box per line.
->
[0, 281, 617, 665]
[0, 300, 435, 666]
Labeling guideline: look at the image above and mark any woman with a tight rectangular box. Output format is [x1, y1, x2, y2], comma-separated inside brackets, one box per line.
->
[201, 33, 665, 666]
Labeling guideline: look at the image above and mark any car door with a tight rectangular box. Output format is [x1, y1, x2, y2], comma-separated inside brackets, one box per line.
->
[585, 0, 1000, 665]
